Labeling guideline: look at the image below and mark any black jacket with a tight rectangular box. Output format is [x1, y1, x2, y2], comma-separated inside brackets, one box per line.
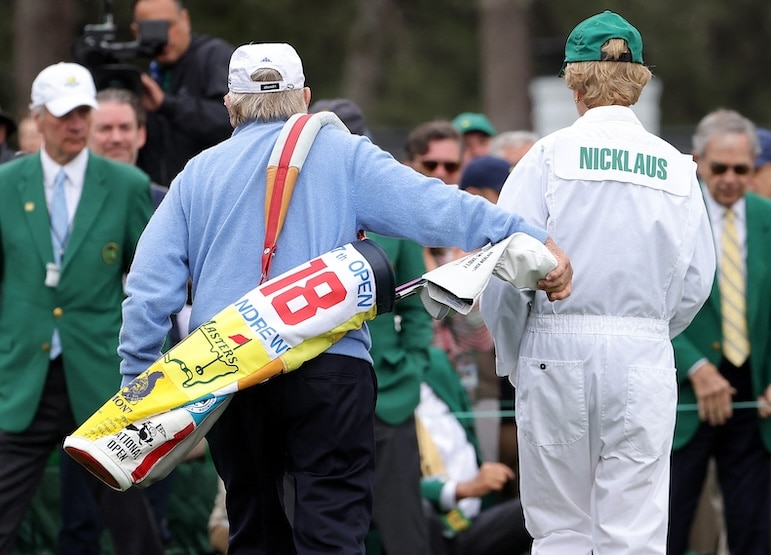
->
[138, 34, 235, 186]
[0, 145, 15, 164]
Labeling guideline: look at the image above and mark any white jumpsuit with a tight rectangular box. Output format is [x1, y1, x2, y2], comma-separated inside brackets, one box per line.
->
[480, 106, 715, 554]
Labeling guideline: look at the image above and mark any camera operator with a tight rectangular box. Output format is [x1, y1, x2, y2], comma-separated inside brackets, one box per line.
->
[132, 0, 234, 187]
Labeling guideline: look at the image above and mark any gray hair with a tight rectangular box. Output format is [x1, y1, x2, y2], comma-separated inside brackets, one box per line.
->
[96, 87, 146, 127]
[225, 68, 307, 127]
[692, 108, 759, 158]
[490, 131, 539, 156]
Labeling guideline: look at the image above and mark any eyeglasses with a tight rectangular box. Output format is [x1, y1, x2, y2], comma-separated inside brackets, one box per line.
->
[710, 162, 752, 176]
[420, 160, 461, 173]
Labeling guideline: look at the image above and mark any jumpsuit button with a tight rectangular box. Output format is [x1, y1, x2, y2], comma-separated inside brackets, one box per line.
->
[540, 363, 547, 370]
[42, 343, 51, 352]
[711, 341, 721, 351]
[53, 307, 63, 318]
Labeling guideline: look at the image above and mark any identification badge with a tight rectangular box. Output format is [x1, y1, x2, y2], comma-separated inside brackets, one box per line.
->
[45, 262, 61, 288]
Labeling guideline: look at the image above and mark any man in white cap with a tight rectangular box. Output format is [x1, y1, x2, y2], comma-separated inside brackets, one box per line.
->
[0, 62, 161, 554]
[117, 42, 573, 553]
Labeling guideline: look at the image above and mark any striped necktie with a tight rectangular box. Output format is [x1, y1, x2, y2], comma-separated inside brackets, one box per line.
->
[415, 416, 447, 478]
[50, 169, 70, 264]
[719, 209, 750, 367]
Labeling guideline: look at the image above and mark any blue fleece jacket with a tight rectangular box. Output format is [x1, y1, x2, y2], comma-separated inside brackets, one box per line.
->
[118, 119, 547, 383]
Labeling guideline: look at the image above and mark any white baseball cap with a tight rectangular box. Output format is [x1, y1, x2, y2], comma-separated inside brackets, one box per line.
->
[228, 43, 305, 94]
[30, 62, 98, 117]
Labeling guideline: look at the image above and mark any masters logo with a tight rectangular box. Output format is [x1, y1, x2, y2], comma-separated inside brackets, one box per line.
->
[164, 319, 252, 387]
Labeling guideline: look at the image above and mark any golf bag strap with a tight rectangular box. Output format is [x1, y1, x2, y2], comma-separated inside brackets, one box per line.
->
[261, 112, 349, 283]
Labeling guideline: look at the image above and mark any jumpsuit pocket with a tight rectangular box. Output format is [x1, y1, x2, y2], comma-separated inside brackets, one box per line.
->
[516, 357, 586, 446]
[623, 365, 677, 458]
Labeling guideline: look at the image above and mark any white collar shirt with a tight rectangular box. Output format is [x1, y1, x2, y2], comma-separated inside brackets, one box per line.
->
[40, 147, 89, 226]
[416, 382, 482, 518]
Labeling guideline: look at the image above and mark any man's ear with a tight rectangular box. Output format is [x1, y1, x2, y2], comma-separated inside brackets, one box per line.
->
[304, 87, 311, 108]
[137, 124, 147, 149]
[180, 8, 191, 33]
[32, 110, 44, 131]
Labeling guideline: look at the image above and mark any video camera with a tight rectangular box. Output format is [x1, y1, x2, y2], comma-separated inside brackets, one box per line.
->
[73, 0, 168, 94]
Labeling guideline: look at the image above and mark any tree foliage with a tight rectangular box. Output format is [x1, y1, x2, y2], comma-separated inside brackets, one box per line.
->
[530, 1, 771, 127]
[2, 0, 771, 139]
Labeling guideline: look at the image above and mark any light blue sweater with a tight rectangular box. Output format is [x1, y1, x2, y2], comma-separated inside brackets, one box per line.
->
[119, 120, 547, 383]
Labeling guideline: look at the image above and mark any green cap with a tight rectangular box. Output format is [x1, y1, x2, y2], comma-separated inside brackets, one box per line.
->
[560, 11, 644, 75]
[452, 112, 496, 137]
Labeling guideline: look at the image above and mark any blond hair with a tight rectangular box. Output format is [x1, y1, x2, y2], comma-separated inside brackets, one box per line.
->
[225, 68, 307, 127]
[563, 39, 652, 108]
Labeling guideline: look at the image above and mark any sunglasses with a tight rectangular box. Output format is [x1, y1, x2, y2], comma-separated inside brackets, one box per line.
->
[710, 162, 752, 176]
[420, 160, 461, 173]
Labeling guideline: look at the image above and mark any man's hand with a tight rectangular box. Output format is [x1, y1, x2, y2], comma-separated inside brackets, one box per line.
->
[140, 73, 165, 112]
[539, 237, 573, 301]
[690, 362, 736, 425]
[758, 385, 771, 418]
[455, 462, 515, 500]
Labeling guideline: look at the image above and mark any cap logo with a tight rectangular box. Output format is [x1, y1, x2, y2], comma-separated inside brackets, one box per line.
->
[29, 62, 98, 116]
[228, 43, 305, 94]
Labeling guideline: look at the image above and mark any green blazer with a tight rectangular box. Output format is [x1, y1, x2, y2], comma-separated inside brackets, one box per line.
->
[672, 192, 771, 451]
[0, 152, 153, 432]
[367, 234, 433, 425]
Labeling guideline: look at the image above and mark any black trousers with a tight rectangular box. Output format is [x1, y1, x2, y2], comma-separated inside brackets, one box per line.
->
[207, 353, 377, 554]
[668, 359, 770, 555]
[424, 497, 532, 555]
[0, 357, 163, 555]
[57, 449, 170, 554]
[371, 415, 430, 553]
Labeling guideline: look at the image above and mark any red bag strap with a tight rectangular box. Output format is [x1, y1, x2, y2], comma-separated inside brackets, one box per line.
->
[260, 114, 314, 283]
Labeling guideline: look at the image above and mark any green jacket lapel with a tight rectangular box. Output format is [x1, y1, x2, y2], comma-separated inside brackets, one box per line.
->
[745, 194, 770, 331]
[16, 153, 54, 266]
[63, 155, 109, 270]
